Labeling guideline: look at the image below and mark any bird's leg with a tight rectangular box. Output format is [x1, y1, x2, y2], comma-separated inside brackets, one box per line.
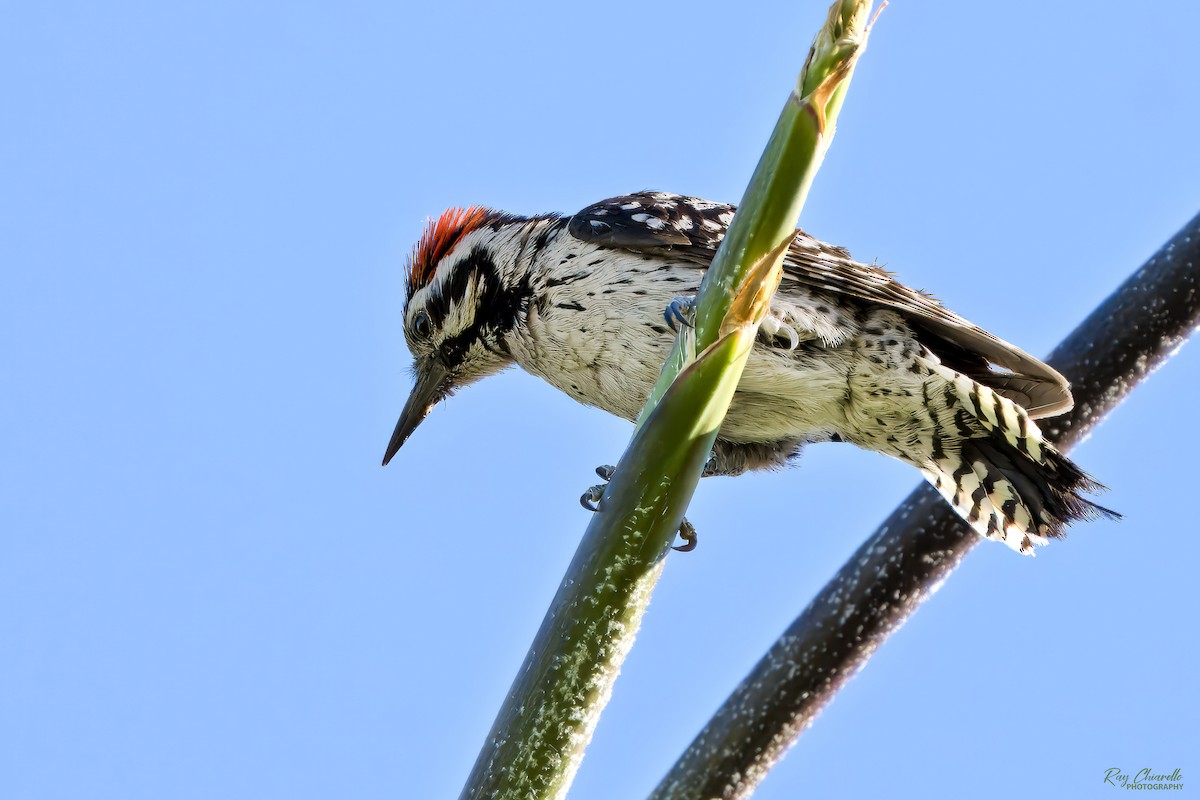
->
[664, 295, 696, 332]
[580, 464, 700, 552]
[704, 438, 803, 476]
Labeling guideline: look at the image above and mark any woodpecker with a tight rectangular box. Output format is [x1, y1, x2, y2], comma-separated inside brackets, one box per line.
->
[383, 191, 1116, 554]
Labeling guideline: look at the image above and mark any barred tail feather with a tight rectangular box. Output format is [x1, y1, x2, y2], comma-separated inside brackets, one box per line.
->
[925, 435, 1118, 555]
[916, 357, 1119, 554]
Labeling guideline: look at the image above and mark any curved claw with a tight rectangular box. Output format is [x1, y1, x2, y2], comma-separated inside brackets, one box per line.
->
[759, 315, 800, 351]
[595, 464, 616, 481]
[671, 518, 698, 552]
[663, 296, 696, 333]
[580, 484, 605, 512]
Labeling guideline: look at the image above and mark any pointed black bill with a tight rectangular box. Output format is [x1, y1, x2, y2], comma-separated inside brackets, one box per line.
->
[382, 360, 450, 466]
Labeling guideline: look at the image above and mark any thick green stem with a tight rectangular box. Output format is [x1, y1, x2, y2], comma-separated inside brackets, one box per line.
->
[455, 4, 878, 798]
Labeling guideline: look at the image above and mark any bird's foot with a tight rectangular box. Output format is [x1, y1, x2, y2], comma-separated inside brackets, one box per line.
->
[579, 465, 616, 512]
[673, 518, 698, 552]
[580, 464, 699, 552]
[664, 296, 696, 332]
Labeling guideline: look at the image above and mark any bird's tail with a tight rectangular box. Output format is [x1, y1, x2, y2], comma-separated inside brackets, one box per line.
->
[920, 365, 1119, 554]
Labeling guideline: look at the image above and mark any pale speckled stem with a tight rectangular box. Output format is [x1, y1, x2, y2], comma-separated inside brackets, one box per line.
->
[649, 211, 1200, 800]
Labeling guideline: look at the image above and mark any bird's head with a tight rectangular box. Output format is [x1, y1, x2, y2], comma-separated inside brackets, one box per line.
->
[383, 206, 528, 465]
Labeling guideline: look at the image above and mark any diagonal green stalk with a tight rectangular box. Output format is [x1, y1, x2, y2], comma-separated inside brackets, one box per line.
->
[456, 4, 879, 799]
[636, 0, 879, 424]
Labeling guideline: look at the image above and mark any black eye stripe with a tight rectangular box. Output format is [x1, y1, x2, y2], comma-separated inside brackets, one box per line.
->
[425, 247, 493, 326]
[421, 244, 532, 371]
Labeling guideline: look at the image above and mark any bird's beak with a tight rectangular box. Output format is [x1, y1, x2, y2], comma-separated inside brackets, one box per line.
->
[382, 359, 451, 466]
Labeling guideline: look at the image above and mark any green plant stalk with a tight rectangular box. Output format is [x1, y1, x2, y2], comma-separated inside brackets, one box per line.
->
[457, 4, 877, 799]
[636, 0, 875, 424]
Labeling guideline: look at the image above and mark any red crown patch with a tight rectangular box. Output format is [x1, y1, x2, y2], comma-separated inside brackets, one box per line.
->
[406, 206, 491, 297]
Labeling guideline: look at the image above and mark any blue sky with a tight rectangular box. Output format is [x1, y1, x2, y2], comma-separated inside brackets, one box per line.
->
[3, 2, 1197, 798]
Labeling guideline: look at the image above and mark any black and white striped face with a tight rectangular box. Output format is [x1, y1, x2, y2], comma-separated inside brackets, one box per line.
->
[403, 239, 521, 388]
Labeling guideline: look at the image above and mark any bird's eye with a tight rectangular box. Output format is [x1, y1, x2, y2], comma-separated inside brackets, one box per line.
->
[412, 311, 433, 339]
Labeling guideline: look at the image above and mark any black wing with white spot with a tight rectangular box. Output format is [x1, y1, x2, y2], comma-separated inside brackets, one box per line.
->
[567, 191, 1072, 418]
